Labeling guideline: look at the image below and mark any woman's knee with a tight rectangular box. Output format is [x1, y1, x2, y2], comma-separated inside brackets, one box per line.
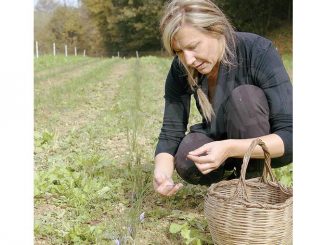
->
[175, 133, 211, 184]
[224, 85, 270, 138]
[174, 133, 224, 185]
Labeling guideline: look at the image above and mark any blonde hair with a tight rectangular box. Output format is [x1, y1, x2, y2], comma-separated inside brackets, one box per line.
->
[160, 0, 236, 122]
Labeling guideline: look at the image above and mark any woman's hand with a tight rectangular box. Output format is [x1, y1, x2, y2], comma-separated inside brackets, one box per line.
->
[153, 172, 183, 196]
[187, 140, 232, 175]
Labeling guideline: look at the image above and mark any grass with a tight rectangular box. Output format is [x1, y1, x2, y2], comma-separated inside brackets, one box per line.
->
[34, 55, 95, 73]
[35, 48, 293, 243]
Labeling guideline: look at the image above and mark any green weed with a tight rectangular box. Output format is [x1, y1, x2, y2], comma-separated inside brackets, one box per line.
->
[168, 211, 213, 245]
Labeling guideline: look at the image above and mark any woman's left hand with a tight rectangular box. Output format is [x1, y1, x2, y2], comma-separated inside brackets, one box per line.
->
[187, 140, 232, 175]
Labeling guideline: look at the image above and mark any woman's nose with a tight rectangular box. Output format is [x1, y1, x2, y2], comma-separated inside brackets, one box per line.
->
[183, 50, 196, 66]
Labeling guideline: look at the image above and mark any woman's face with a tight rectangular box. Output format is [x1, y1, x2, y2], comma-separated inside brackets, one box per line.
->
[172, 24, 221, 75]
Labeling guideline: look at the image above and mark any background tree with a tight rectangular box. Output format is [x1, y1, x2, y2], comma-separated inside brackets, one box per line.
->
[34, 0, 59, 55]
[82, 0, 165, 55]
[78, 5, 107, 56]
[215, 0, 292, 34]
[35, 0, 292, 56]
[35, 0, 106, 56]
[46, 6, 82, 52]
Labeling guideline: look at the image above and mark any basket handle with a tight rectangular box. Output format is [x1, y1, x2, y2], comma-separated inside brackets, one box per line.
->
[232, 138, 277, 199]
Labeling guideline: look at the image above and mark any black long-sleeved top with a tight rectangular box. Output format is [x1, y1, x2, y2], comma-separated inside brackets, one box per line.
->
[155, 32, 293, 167]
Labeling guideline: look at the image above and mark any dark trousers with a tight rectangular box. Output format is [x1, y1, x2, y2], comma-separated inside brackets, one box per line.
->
[174, 85, 270, 185]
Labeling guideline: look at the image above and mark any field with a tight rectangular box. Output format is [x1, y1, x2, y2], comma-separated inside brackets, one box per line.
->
[34, 52, 293, 244]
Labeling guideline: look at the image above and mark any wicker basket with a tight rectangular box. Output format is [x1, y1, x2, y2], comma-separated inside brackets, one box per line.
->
[204, 138, 293, 245]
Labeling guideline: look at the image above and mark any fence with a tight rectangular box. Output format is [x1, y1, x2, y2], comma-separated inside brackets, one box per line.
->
[34, 41, 169, 59]
[35, 41, 86, 58]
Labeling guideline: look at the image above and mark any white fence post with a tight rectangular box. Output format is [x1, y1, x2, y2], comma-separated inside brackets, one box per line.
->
[117, 51, 120, 58]
[35, 41, 39, 58]
[136, 51, 139, 59]
[65, 45, 68, 57]
[83, 49, 86, 57]
[53, 43, 56, 56]
[75, 47, 77, 56]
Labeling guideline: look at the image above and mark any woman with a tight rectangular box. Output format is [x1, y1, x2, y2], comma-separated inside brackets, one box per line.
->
[154, 0, 292, 196]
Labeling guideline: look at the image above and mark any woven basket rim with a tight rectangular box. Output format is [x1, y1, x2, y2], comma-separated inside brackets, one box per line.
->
[206, 177, 293, 209]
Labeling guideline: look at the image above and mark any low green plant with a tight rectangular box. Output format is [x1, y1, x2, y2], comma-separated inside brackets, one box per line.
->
[34, 130, 55, 150]
[169, 215, 213, 245]
[273, 163, 293, 187]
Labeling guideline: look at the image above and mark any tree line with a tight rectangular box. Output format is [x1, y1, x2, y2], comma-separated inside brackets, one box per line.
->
[34, 0, 292, 57]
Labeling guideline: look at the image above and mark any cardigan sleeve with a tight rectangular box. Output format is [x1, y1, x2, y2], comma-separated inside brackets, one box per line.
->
[155, 57, 191, 157]
[250, 37, 293, 167]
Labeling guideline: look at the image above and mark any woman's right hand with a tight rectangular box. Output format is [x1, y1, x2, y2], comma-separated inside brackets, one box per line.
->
[153, 172, 183, 196]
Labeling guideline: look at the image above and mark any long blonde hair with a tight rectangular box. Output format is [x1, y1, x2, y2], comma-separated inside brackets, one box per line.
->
[160, 0, 235, 122]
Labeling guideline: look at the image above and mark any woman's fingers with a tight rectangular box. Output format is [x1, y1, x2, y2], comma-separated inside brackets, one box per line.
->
[166, 183, 183, 196]
[156, 182, 182, 196]
[156, 183, 173, 195]
[187, 154, 212, 164]
[188, 143, 209, 156]
[194, 162, 215, 174]
[154, 175, 183, 196]
[201, 168, 215, 175]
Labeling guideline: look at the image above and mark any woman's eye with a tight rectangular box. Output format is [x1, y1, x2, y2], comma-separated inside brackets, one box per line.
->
[189, 43, 198, 50]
